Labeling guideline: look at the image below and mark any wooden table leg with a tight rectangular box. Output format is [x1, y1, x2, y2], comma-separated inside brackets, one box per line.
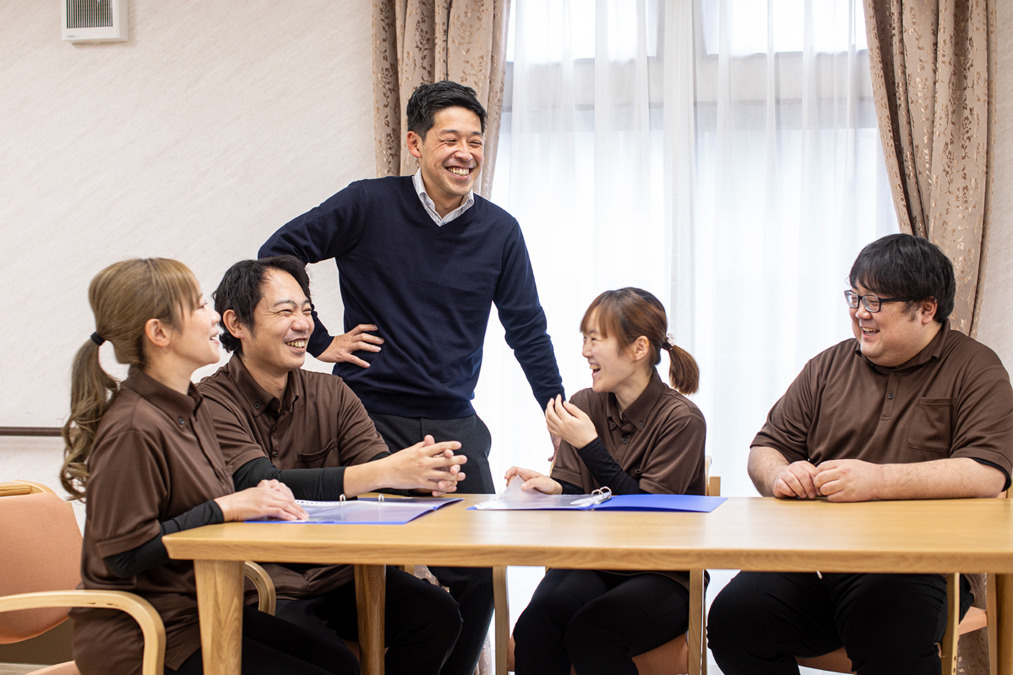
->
[193, 559, 244, 675]
[355, 564, 386, 675]
[997, 574, 1013, 675]
[493, 566, 509, 675]
[688, 569, 705, 675]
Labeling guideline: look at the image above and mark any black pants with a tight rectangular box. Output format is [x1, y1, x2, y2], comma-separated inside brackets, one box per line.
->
[369, 411, 495, 494]
[512, 569, 691, 675]
[707, 571, 972, 675]
[369, 412, 495, 675]
[275, 567, 462, 675]
[169, 604, 359, 674]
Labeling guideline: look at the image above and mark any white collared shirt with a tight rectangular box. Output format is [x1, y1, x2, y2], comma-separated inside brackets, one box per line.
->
[412, 170, 475, 227]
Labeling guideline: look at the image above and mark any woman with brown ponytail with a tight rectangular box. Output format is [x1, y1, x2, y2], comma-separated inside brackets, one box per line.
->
[506, 287, 706, 675]
[61, 258, 355, 675]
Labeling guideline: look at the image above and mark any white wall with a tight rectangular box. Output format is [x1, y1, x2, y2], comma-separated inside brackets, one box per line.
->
[0, 0, 374, 432]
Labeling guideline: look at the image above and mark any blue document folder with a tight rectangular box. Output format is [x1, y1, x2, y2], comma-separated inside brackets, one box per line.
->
[249, 496, 462, 524]
[471, 492, 725, 513]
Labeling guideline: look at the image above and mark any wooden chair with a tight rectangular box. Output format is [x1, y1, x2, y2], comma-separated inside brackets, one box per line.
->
[500, 471, 721, 675]
[0, 480, 276, 674]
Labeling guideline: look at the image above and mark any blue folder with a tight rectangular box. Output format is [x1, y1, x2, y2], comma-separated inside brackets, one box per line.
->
[471, 492, 725, 513]
[248, 496, 463, 524]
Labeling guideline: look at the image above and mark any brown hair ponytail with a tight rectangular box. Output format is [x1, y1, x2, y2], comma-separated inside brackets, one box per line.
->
[664, 342, 699, 395]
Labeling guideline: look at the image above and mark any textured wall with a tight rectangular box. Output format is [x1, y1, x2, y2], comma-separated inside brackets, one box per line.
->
[0, 0, 374, 430]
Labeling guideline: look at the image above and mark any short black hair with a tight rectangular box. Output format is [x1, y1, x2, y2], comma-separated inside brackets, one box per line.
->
[213, 256, 312, 354]
[849, 233, 955, 323]
[406, 80, 487, 137]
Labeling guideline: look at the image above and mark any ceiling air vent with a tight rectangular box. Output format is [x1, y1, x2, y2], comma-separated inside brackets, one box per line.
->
[62, 0, 128, 43]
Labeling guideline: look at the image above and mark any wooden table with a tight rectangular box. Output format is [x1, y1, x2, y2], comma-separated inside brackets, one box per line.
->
[164, 495, 1013, 675]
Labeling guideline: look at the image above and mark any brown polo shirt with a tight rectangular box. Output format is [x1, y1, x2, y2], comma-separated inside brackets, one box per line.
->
[752, 323, 1013, 484]
[72, 371, 234, 674]
[549, 370, 707, 588]
[551, 370, 707, 496]
[198, 354, 388, 597]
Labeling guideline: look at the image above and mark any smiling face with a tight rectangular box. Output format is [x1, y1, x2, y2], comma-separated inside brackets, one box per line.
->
[170, 295, 221, 373]
[234, 268, 314, 386]
[850, 282, 939, 367]
[581, 310, 641, 398]
[407, 106, 484, 217]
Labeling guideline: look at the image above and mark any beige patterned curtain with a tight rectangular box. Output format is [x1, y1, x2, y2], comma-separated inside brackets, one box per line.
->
[372, 0, 510, 197]
[863, 0, 996, 336]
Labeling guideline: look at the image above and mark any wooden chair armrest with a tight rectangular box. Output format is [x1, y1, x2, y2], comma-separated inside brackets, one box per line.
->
[959, 606, 988, 635]
[0, 590, 164, 674]
[243, 561, 276, 615]
[0, 481, 54, 497]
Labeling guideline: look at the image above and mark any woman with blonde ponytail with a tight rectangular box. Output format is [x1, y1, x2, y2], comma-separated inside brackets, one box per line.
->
[506, 287, 706, 675]
[63, 258, 354, 675]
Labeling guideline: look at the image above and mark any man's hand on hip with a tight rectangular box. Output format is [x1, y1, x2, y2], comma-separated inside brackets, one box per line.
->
[318, 324, 383, 366]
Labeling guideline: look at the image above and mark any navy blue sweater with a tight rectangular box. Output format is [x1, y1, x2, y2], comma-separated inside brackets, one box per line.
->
[260, 176, 564, 418]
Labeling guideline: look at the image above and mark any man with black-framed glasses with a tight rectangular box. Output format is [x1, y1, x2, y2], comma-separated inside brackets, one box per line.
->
[708, 233, 1013, 674]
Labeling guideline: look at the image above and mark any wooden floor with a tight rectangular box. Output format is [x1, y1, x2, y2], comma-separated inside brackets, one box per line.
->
[0, 665, 45, 675]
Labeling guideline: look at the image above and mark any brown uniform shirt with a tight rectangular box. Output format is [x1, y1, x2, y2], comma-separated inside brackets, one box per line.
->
[552, 370, 707, 496]
[72, 371, 234, 674]
[551, 371, 707, 588]
[198, 354, 388, 597]
[752, 323, 1013, 485]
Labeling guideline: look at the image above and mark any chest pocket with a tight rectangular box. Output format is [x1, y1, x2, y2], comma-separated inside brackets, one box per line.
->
[906, 398, 953, 455]
[297, 438, 339, 468]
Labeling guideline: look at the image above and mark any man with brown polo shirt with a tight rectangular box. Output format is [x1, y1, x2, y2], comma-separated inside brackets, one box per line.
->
[707, 234, 1013, 675]
[198, 256, 468, 675]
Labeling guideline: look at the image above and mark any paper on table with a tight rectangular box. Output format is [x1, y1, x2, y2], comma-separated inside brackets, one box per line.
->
[470, 475, 585, 510]
[248, 496, 463, 524]
[470, 477, 725, 513]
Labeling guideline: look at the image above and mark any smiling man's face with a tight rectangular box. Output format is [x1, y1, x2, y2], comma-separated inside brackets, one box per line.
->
[850, 282, 937, 368]
[407, 105, 484, 217]
[240, 268, 314, 380]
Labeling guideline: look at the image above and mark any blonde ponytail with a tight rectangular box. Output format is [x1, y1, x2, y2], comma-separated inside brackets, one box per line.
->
[61, 340, 117, 499]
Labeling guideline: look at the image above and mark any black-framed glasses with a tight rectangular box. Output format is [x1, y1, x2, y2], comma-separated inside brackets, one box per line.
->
[843, 290, 913, 313]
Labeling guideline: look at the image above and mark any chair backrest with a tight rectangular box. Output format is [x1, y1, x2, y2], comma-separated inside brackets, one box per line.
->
[0, 482, 83, 643]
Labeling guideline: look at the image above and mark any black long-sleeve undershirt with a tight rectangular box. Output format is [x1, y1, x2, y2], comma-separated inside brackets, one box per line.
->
[103, 454, 386, 579]
[575, 437, 645, 495]
[103, 500, 224, 578]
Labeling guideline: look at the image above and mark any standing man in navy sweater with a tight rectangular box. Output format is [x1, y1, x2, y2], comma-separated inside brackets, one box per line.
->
[260, 80, 564, 675]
